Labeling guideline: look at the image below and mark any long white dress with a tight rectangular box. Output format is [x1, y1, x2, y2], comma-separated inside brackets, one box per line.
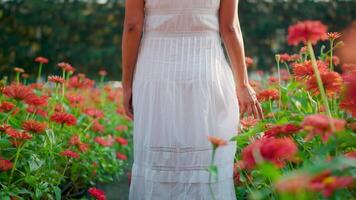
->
[130, 0, 239, 199]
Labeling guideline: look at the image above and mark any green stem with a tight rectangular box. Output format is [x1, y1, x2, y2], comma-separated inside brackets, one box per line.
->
[307, 42, 335, 131]
[329, 40, 334, 71]
[276, 59, 282, 108]
[208, 148, 217, 200]
[8, 142, 23, 185]
[15, 72, 20, 84]
[37, 63, 43, 83]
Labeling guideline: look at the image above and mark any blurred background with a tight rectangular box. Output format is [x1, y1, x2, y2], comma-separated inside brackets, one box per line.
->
[0, 0, 356, 81]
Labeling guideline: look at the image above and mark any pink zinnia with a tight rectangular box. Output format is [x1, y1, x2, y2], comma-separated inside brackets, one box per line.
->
[34, 56, 48, 64]
[48, 75, 65, 84]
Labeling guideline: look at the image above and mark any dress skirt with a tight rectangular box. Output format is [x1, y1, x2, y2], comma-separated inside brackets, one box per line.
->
[130, 32, 239, 200]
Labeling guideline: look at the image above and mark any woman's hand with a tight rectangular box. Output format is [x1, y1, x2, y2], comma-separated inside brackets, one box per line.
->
[236, 85, 264, 119]
[123, 87, 134, 120]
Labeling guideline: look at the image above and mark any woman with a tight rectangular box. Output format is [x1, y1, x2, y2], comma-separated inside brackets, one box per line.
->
[122, 0, 263, 199]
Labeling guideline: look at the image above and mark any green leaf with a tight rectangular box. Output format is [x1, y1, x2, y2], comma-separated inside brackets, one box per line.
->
[257, 163, 281, 182]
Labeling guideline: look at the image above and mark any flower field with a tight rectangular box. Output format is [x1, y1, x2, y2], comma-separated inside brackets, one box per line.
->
[1, 20, 356, 200]
[1, 61, 132, 199]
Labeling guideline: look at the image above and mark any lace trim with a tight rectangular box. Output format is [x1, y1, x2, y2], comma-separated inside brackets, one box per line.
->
[145, 8, 218, 15]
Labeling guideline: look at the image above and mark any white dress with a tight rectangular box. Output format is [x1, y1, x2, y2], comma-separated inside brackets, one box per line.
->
[130, 0, 239, 199]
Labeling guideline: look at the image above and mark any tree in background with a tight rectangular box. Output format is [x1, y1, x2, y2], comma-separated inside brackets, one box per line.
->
[0, 0, 355, 81]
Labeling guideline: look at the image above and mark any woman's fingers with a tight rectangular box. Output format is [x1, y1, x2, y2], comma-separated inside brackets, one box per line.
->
[239, 103, 247, 119]
[256, 102, 264, 119]
[251, 103, 259, 119]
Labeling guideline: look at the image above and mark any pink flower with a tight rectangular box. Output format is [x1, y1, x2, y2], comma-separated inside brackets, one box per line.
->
[264, 124, 301, 138]
[88, 187, 106, 200]
[94, 136, 114, 147]
[288, 20, 328, 45]
[302, 114, 346, 142]
[48, 75, 65, 84]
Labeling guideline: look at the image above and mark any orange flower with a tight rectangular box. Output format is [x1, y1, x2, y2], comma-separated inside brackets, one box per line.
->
[292, 60, 328, 79]
[245, 57, 254, 68]
[14, 67, 24, 73]
[288, 20, 328, 45]
[240, 117, 260, 130]
[302, 114, 346, 142]
[327, 32, 342, 40]
[34, 56, 49, 64]
[22, 120, 47, 134]
[257, 89, 279, 102]
[208, 135, 228, 148]
[99, 70, 107, 76]
[306, 72, 342, 96]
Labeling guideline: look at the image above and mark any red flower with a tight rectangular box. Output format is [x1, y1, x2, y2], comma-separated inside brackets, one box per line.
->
[325, 56, 340, 66]
[275, 173, 311, 194]
[78, 143, 89, 152]
[58, 62, 75, 73]
[66, 94, 84, 107]
[116, 152, 128, 160]
[115, 137, 128, 146]
[22, 120, 47, 134]
[279, 53, 291, 63]
[288, 20, 328, 45]
[50, 112, 77, 126]
[0, 124, 11, 132]
[0, 101, 15, 113]
[292, 60, 328, 79]
[94, 136, 114, 147]
[26, 106, 47, 117]
[48, 75, 65, 84]
[69, 134, 81, 146]
[345, 151, 356, 159]
[264, 124, 301, 138]
[2, 84, 35, 101]
[302, 114, 346, 142]
[34, 56, 48, 64]
[0, 157, 13, 171]
[242, 137, 298, 169]
[268, 77, 279, 84]
[88, 187, 106, 200]
[60, 149, 80, 159]
[310, 171, 354, 198]
[306, 72, 343, 96]
[68, 75, 95, 89]
[342, 63, 356, 74]
[340, 71, 356, 117]
[85, 108, 104, 119]
[257, 89, 279, 102]
[92, 120, 105, 133]
[115, 125, 128, 132]
[25, 95, 48, 107]
[5, 128, 32, 140]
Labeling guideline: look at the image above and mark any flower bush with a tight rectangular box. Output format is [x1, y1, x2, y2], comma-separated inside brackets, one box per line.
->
[0, 62, 132, 199]
[228, 20, 356, 200]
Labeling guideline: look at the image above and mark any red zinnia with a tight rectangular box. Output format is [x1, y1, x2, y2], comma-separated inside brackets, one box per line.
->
[340, 71, 356, 117]
[115, 137, 128, 146]
[85, 108, 104, 119]
[25, 95, 48, 107]
[242, 137, 298, 169]
[94, 136, 114, 147]
[60, 149, 80, 159]
[5, 128, 32, 140]
[68, 75, 95, 89]
[0, 101, 15, 113]
[34, 56, 48, 64]
[88, 187, 106, 200]
[279, 53, 291, 63]
[115, 125, 128, 132]
[264, 124, 301, 138]
[92, 120, 105, 133]
[288, 20, 328, 45]
[341, 63, 356, 74]
[2, 84, 35, 101]
[50, 112, 77, 126]
[292, 60, 328, 80]
[116, 152, 128, 160]
[0, 157, 13, 171]
[22, 120, 47, 134]
[99, 70, 107, 77]
[58, 62, 75, 73]
[302, 114, 346, 142]
[257, 89, 279, 102]
[48, 75, 65, 84]
[26, 106, 47, 117]
[306, 72, 343, 96]
[309, 170, 354, 198]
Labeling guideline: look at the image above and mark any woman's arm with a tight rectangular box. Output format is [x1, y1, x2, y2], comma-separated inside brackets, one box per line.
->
[121, 0, 145, 119]
[219, 0, 263, 119]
